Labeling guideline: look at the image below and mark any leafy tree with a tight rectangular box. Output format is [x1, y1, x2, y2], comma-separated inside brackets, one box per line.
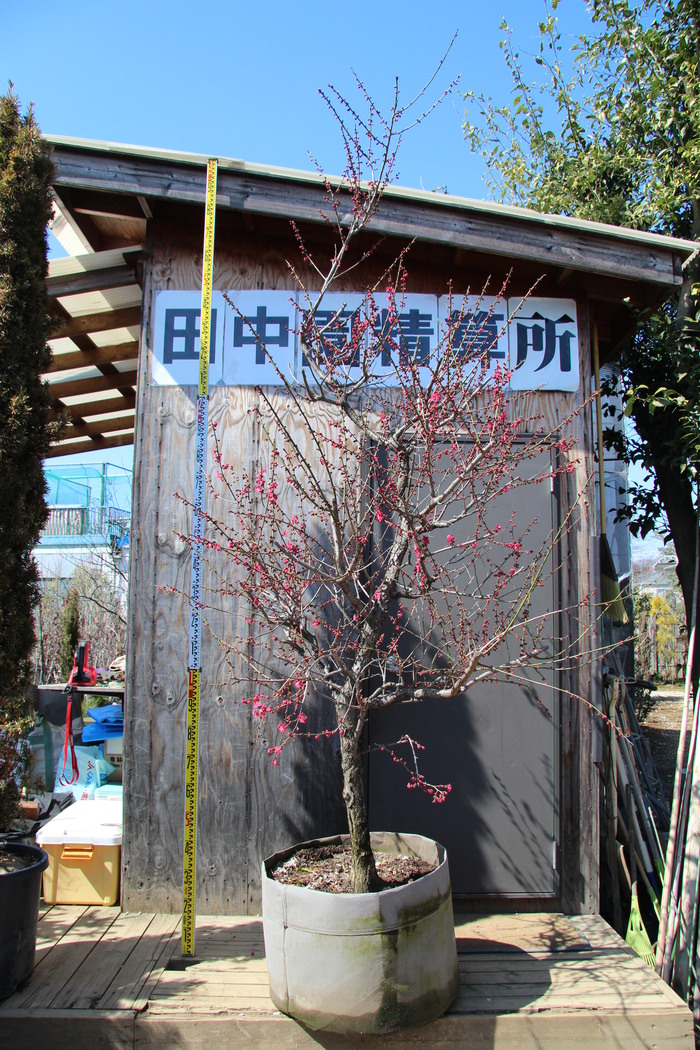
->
[634, 587, 687, 681]
[463, 0, 700, 670]
[0, 89, 55, 828]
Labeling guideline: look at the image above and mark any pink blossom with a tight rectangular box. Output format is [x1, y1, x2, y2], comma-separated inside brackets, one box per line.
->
[446, 534, 455, 546]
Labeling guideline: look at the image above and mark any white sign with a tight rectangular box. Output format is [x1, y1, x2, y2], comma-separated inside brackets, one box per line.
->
[151, 290, 579, 391]
[507, 298, 579, 393]
[152, 291, 226, 386]
[223, 291, 297, 385]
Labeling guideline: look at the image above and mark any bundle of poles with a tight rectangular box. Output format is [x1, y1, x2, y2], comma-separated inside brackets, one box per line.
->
[605, 533, 699, 1019]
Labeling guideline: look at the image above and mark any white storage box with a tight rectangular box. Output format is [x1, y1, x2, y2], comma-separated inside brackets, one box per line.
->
[36, 799, 122, 905]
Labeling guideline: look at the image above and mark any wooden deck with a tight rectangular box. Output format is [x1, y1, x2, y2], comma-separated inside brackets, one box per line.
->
[0, 907, 693, 1048]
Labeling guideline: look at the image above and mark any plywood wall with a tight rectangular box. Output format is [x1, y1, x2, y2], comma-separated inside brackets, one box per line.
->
[122, 219, 598, 915]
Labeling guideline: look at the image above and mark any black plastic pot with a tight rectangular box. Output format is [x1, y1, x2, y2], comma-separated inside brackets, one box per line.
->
[0, 842, 49, 999]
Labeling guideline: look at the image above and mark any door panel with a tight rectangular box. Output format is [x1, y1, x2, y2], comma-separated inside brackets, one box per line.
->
[368, 451, 559, 897]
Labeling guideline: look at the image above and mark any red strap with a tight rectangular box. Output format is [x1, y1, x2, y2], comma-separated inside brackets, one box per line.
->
[57, 694, 79, 786]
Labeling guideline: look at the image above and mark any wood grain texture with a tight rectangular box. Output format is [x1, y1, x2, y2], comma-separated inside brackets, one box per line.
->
[123, 232, 346, 914]
[123, 226, 599, 914]
[50, 145, 689, 288]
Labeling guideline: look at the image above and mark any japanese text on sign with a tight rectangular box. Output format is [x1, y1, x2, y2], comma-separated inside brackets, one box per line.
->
[151, 291, 579, 392]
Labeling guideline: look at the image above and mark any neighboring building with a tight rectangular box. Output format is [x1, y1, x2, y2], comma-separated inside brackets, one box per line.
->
[43, 137, 696, 916]
[634, 545, 680, 598]
[36, 463, 131, 591]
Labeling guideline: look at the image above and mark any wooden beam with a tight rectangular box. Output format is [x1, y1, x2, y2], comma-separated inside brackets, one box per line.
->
[46, 264, 140, 298]
[137, 195, 153, 219]
[50, 391, 136, 421]
[50, 306, 141, 340]
[70, 189, 147, 220]
[59, 412, 135, 441]
[50, 146, 690, 288]
[46, 430, 134, 458]
[52, 188, 103, 252]
[47, 340, 139, 374]
[48, 368, 137, 400]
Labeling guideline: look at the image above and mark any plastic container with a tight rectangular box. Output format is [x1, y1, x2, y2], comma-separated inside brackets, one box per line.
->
[36, 799, 122, 905]
[94, 783, 123, 802]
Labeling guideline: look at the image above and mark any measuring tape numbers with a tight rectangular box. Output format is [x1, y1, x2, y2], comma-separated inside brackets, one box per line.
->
[182, 158, 218, 957]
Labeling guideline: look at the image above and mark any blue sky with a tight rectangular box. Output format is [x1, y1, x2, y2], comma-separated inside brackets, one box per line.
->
[3, 0, 595, 204]
[5, 0, 662, 555]
[6, 0, 589, 472]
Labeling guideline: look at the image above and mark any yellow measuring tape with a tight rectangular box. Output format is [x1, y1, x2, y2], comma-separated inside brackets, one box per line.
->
[182, 158, 218, 957]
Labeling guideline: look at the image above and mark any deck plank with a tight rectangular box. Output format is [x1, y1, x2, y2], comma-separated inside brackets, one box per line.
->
[51, 909, 155, 1009]
[2, 906, 119, 1010]
[32, 904, 90, 964]
[131, 1010, 694, 1050]
[98, 912, 180, 1010]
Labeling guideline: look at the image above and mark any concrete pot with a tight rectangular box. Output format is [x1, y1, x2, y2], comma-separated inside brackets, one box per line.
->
[262, 831, 459, 1034]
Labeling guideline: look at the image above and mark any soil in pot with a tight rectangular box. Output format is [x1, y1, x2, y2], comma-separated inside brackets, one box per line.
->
[268, 842, 435, 893]
[0, 847, 37, 873]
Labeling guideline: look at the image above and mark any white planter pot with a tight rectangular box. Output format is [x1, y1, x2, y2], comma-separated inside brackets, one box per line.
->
[262, 831, 459, 1034]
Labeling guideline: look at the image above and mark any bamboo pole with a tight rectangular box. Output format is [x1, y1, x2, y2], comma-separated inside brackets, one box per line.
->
[657, 512, 699, 976]
[607, 677, 623, 933]
[674, 680, 700, 997]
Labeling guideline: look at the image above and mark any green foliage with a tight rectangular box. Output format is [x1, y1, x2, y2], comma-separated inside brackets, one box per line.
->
[633, 586, 688, 682]
[464, 0, 699, 235]
[59, 588, 80, 681]
[0, 88, 55, 829]
[463, 0, 700, 641]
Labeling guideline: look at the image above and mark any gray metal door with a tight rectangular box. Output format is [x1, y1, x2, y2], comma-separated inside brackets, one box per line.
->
[368, 451, 559, 897]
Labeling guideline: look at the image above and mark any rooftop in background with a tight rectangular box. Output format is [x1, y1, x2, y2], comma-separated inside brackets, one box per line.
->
[634, 545, 680, 598]
[39, 462, 132, 559]
[44, 135, 698, 456]
[44, 461, 132, 508]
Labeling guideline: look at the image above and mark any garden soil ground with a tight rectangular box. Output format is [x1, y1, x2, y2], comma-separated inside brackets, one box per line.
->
[641, 687, 688, 808]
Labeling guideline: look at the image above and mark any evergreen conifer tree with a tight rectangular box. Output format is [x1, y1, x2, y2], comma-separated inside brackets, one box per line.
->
[0, 89, 55, 827]
[59, 588, 80, 681]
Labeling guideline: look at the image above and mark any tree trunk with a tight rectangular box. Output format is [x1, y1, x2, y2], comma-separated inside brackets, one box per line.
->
[634, 408, 700, 684]
[338, 709, 381, 893]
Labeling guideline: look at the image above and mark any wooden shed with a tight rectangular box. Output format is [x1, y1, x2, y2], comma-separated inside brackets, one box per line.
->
[45, 136, 695, 916]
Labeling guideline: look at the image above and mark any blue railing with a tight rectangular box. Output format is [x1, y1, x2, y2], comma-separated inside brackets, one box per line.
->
[40, 505, 130, 542]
